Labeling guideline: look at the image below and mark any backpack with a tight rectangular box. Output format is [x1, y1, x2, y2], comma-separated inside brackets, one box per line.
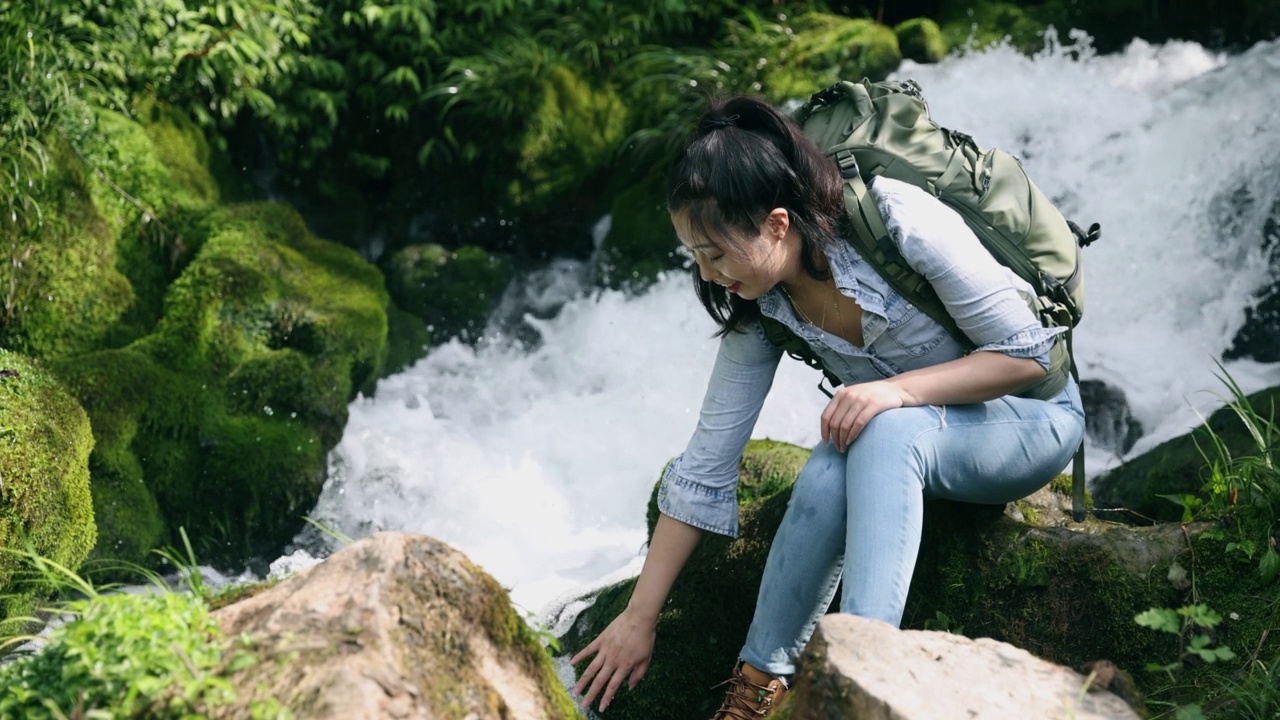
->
[763, 78, 1100, 520]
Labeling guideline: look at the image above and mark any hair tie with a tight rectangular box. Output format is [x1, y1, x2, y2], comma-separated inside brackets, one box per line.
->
[702, 114, 740, 131]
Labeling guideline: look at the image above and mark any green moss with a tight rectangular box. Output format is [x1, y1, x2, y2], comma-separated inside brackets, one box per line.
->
[936, 1, 1050, 55]
[895, 18, 949, 64]
[1, 134, 135, 358]
[645, 440, 811, 537]
[594, 173, 682, 292]
[384, 243, 513, 343]
[586, 440, 810, 719]
[510, 65, 629, 214]
[380, 302, 432, 381]
[53, 203, 389, 569]
[0, 351, 96, 628]
[765, 14, 902, 103]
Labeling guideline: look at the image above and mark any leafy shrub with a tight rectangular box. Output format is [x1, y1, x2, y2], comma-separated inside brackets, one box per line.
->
[0, 592, 234, 718]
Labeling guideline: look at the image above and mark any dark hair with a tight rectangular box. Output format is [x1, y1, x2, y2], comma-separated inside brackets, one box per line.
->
[667, 94, 845, 336]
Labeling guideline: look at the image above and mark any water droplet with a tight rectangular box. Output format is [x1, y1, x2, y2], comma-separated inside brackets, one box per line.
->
[263, 406, 274, 416]
[688, 79, 698, 87]
[290, 412, 297, 419]
[447, 86, 458, 94]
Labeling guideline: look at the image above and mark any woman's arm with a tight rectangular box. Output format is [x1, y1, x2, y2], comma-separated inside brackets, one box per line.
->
[571, 514, 702, 711]
[820, 350, 1043, 451]
[573, 321, 782, 710]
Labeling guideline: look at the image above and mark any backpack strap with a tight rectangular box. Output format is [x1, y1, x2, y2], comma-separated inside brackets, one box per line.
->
[838, 157, 1089, 522]
[758, 316, 841, 398]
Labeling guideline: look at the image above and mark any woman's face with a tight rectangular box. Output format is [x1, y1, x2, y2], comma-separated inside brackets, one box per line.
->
[671, 208, 794, 301]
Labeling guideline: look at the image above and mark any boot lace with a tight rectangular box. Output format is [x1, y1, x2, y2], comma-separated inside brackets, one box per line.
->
[710, 673, 778, 719]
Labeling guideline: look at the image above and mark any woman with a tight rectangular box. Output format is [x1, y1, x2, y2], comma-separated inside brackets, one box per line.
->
[570, 93, 1086, 717]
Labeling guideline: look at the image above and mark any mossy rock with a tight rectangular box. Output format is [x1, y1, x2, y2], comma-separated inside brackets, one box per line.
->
[566, 440, 1272, 719]
[384, 243, 513, 343]
[508, 64, 630, 214]
[56, 202, 388, 569]
[895, 17, 949, 64]
[0, 102, 222, 358]
[764, 14, 902, 104]
[644, 440, 813, 537]
[0, 351, 96, 629]
[936, 1, 1050, 54]
[1, 133, 135, 358]
[380, 302, 433, 380]
[594, 173, 683, 291]
[1092, 385, 1280, 523]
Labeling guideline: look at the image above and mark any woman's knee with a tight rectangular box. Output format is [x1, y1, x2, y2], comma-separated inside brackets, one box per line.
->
[790, 442, 847, 508]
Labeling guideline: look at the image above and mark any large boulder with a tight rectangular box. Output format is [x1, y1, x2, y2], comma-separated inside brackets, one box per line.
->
[210, 532, 579, 719]
[0, 351, 96, 629]
[786, 614, 1140, 719]
[56, 202, 390, 569]
[565, 441, 1278, 719]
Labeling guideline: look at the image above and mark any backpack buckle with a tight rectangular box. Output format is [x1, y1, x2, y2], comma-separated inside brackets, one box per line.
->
[832, 150, 860, 179]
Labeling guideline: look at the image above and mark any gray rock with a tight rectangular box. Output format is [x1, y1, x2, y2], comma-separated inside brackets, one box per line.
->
[788, 614, 1142, 720]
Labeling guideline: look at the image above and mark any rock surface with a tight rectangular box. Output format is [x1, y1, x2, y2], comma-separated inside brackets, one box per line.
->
[788, 614, 1142, 720]
[210, 532, 577, 719]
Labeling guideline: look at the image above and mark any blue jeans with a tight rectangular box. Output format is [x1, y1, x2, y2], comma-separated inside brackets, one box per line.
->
[739, 380, 1086, 677]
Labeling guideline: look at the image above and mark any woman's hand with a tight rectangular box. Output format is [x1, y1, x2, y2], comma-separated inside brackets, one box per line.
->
[821, 380, 909, 452]
[571, 606, 657, 712]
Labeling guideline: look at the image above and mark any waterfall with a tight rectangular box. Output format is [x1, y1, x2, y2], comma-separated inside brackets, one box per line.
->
[271, 35, 1280, 619]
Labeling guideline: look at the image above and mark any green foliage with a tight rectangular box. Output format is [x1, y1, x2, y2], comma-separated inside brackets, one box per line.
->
[57, 0, 319, 130]
[0, 592, 234, 719]
[0, 542, 291, 719]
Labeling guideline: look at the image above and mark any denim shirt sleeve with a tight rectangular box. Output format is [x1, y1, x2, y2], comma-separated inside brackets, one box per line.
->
[870, 176, 1064, 366]
[657, 320, 783, 537]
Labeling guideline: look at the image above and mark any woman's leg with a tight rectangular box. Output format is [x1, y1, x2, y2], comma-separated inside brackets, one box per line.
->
[841, 384, 1084, 625]
[739, 382, 1084, 672]
[738, 440, 848, 677]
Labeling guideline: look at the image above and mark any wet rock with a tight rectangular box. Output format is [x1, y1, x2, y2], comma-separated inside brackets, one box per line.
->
[1225, 195, 1280, 362]
[1080, 379, 1144, 456]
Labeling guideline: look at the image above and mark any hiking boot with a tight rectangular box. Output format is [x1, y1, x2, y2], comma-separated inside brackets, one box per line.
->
[710, 659, 789, 719]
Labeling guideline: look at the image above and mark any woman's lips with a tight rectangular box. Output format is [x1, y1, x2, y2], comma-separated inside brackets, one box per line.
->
[726, 282, 742, 294]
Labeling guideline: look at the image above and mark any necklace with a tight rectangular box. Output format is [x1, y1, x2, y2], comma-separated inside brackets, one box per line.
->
[780, 281, 842, 332]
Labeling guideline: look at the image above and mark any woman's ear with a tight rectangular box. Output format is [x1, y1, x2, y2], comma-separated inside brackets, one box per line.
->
[764, 208, 790, 241]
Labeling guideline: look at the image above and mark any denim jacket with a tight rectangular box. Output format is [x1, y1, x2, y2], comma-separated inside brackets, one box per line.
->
[656, 176, 1067, 537]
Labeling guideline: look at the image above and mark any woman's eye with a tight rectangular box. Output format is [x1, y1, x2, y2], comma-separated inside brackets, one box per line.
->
[709, 255, 724, 264]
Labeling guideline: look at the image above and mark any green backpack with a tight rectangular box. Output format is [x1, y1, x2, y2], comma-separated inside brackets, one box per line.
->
[765, 78, 1100, 520]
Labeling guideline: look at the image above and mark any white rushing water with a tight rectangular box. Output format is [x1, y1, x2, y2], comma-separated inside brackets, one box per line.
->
[271, 35, 1280, 619]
